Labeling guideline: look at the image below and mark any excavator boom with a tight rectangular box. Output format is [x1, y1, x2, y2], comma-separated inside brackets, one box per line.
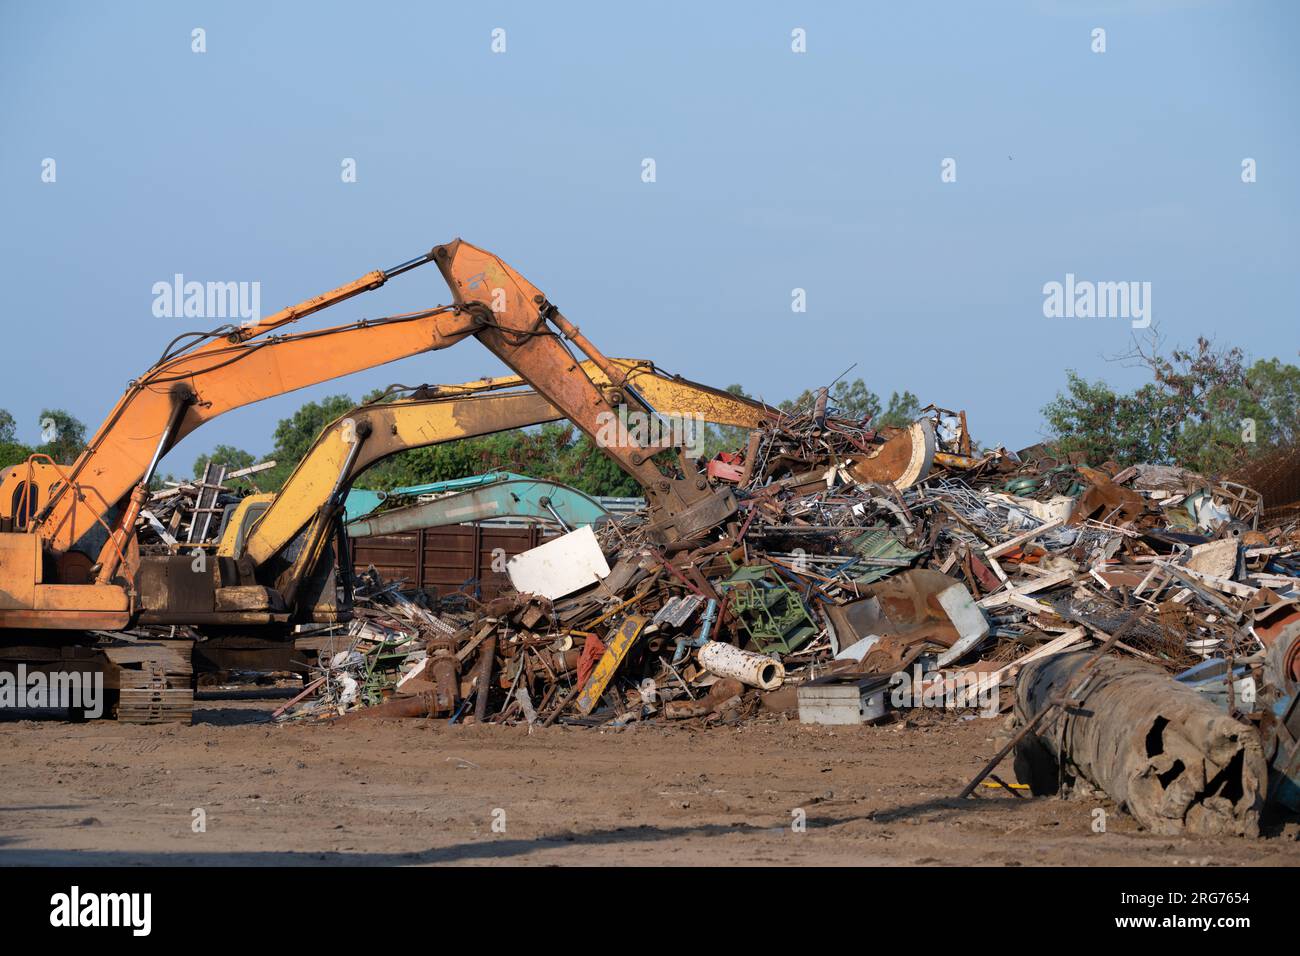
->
[432, 240, 742, 542]
[238, 357, 774, 572]
[1, 249, 479, 563]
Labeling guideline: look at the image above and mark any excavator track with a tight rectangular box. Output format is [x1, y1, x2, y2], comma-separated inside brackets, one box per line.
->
[0, 633, 194, 724]
[103, 641, 195, 724]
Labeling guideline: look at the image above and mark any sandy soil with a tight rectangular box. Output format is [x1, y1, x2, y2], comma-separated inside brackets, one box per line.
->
[2, 692, 1298, 866]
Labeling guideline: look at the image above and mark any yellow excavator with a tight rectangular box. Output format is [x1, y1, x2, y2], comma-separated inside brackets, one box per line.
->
[190, 361, 776, 672]
[214, 359, 774, 618]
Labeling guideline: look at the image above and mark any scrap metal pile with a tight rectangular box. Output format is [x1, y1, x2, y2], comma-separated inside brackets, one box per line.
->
[285, 396, 1300, 834]
[138, 460, 275, 552]
[275, 571, 467, 723]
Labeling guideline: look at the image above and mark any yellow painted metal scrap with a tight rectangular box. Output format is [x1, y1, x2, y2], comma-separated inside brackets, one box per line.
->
[576, 614, 649, 715]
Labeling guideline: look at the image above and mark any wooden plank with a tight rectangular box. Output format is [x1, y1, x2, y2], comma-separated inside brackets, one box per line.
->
[1168, 563, 1257, 599]
[985, 518, 1066, 559]
[978, 569, 1074, 609]
[226, 460, 277, 479]
[456, 622, 499, 664]
[951, 627, 1087, 706]
[1005, 592, 1057, 615]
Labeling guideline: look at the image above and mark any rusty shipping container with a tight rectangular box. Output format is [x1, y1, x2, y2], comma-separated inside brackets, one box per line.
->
[350, 524, 556, 601]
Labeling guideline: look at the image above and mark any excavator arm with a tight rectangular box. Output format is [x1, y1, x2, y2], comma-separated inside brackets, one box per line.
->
[3, 248, 479, 567]
[127, 357, 771, 627]
[432, 240, 742, 542]
[343, 477, 613, 538]
[9, 240, 745, 567]
[238, 357, 774, 572]
[192, 359, 774, 621]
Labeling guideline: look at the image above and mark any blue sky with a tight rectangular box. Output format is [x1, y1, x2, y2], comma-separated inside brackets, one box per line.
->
[1, 0, 1296, 471]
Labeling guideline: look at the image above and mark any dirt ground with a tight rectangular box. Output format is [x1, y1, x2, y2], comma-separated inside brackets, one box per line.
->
[2, 691, 1298, 866]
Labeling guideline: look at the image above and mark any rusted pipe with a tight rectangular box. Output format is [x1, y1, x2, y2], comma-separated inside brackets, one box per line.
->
[429, 637, 459, 715]
[472, 633, 498, 723]
[664, 677, 744, 719]
[1014, 651, 1266, 837]
[332, 693, 438, 723]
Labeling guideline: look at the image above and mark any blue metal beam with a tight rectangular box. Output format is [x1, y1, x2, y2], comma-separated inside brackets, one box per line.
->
[345, 476, 610, 538]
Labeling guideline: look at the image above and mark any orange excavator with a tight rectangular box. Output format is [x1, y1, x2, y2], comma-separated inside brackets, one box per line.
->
[0, 240, 741, 625]
[0, 240, 762, 716]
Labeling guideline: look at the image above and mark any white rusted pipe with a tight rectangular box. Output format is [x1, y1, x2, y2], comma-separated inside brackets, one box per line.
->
[698, 641, 784, 690]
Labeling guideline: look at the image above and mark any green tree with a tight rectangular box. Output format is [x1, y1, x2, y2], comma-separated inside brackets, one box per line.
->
[0, 409, 32, 470]
[363, 424, 644, 498]
[260, 394, 356, 489]
[193, 445, 261, 491]
[780, 377, 881, 421]
[1041, 372, 1168, 466]
[271, 394, 356, 462]
[878, 390, 924, 427]
[1242, 357, 1300, 449]
[1041, 336, 1300, 474]
[34, 408, 87, 465]
[556, 433, 642, 497]
[193, 445, 256, 477]
[778, 379, 924, 429]
[0, 442, 33, 470]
